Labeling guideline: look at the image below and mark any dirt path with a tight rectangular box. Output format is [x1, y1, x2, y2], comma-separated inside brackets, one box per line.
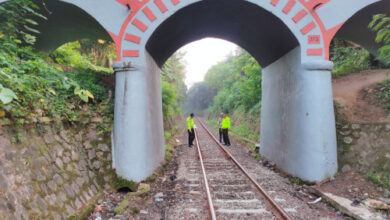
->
[332, 69, 390, 122]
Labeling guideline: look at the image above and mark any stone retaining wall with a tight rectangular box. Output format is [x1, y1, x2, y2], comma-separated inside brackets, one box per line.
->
[337, 122, 390, 174]
[0, 123, 113, 219]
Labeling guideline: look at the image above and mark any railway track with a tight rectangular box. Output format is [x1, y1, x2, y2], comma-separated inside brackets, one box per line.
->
[193, 118, 292, 220]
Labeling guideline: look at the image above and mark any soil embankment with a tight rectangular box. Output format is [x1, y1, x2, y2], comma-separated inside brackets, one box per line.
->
[332, 69, 390, 122]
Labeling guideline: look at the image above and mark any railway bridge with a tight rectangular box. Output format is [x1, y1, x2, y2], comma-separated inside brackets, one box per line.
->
[4, 0, 389, 182]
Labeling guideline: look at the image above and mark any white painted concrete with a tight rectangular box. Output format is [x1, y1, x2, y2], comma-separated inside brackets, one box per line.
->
[113, 51, 165, 182]
[261, 47, 337, 181]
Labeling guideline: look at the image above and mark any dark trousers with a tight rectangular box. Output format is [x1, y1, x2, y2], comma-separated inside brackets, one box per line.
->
[188, 128, 195, 146]
[219, 128, 223, 143]
[222, 129, 230, 145]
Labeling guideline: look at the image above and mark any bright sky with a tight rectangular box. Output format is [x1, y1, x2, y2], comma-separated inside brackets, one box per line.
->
[179, 38, 237, 88]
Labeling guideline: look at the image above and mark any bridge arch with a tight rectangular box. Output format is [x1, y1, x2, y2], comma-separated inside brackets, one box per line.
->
[109, 0, 390, 182]
[2, 0, 388, 182]
[144, 0, 300, 68]
[28, 0, 113, 51]
[335, 0, 390, 60]
[112, 0, 340, 182]
[117, 0, 336, 65]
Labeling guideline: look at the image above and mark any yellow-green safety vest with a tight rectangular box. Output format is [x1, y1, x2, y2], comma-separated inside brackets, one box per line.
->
[221, 116, 231, 129]
[187, 117, 195, 131]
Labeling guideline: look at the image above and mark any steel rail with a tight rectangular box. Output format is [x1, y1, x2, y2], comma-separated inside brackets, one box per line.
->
[194, 126, 217, 220]
[196, 118, 292, 220]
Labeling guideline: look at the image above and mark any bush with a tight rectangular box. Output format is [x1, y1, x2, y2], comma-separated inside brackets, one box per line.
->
[330, 39, 374, 76]
[0, 1, 113, 125]
[367, 172, 390, 190]
[369, 14, 390, 64]
[114, 176, 139, 192]
[375, 79, 390, 112]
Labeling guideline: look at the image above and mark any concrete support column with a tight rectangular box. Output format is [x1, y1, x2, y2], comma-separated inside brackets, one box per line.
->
[260, 47, 338, 182]
[113, 56, 165, 182]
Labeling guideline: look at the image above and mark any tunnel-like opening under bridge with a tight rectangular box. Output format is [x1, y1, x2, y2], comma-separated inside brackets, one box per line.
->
[113, 0, 340, 182]
[109, 0, 389, 182]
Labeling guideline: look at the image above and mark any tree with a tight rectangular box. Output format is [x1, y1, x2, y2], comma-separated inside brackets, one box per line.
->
[160, 52, 188, 126]
[183, 82, 217, 113]
[185, 48, 262, 116]
[162, 51, 187, 104]
[369, 14, 390, 64]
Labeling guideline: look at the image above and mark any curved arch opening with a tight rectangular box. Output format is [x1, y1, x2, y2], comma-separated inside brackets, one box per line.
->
[33, 0, 112, 52]
[146, 0, 300, 68]
[335, 0, 390, 58]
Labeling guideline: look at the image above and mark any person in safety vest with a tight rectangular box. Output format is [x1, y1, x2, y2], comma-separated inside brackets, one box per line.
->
[218, 113, 224, 143]
[187, 113, 195, 147]
[221, 113, 231, 146]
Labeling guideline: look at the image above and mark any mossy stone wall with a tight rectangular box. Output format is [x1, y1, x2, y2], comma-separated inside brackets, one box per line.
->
[0, 123, 113, 219]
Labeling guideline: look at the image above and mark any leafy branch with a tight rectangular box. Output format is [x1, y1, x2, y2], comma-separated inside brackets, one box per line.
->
[369, 14, 390, 64]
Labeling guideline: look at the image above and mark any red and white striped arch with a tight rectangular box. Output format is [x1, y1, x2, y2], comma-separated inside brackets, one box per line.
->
[109, 0, 345, 63]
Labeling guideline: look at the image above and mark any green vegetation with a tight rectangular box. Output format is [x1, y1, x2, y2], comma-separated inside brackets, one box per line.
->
[52, 41, 114, 74]
[161, 52, 187, 128]
[253, 153, 261, 160]
[0, 0, 185, 130]
[184, 49, 261, 115]
[145, 174, 157, 183]
[330, 39, 376, 76]
[375, 79, 390, 112]
[127, 186, 150, 198]
[113, 176, 139, 192]
[68, 192, 104, 220]
[68, 204, 95, 220]
[114, 199, 130, 215]
[367, 172, 390, 190]
[331, 13, 390, 77]
[369, 14, 390, 113]
[164, 125, 178, 162]
[185, 37, 387, 142]
[184, 49, 262, 140]
[287, 176, 314, 186]
[165, 144, 174, 162]
[133, 206, 140, 214]
[0, 0, 114, 129]
[113, 188, 149, 215]
[369, 14, 390, 64]
[207, 118, 259, 142]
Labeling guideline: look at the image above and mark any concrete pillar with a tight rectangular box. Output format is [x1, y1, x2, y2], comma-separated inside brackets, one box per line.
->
[113, 55, 165, 182]
[260, 47, 337, 182]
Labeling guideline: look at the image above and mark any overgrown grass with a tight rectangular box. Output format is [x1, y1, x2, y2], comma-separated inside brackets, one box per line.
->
[230, 122, 260, 142]
[375, 78, 390, 113]
[330, 38, 381, 77]
[113, 176, 139, 192]
[253, 153, 261, 160]
[331, 48, 372, 77]
[367, 172, 390, 190]
[164, 125, 178, 162]
[165, 144, 174, 162]
[206, 117, 259, 143]
[114, 199, 130, 215]
[287, 176, 315, 186]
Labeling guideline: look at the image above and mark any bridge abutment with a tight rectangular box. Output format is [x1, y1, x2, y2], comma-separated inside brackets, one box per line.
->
[261, 47, 337, 182]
